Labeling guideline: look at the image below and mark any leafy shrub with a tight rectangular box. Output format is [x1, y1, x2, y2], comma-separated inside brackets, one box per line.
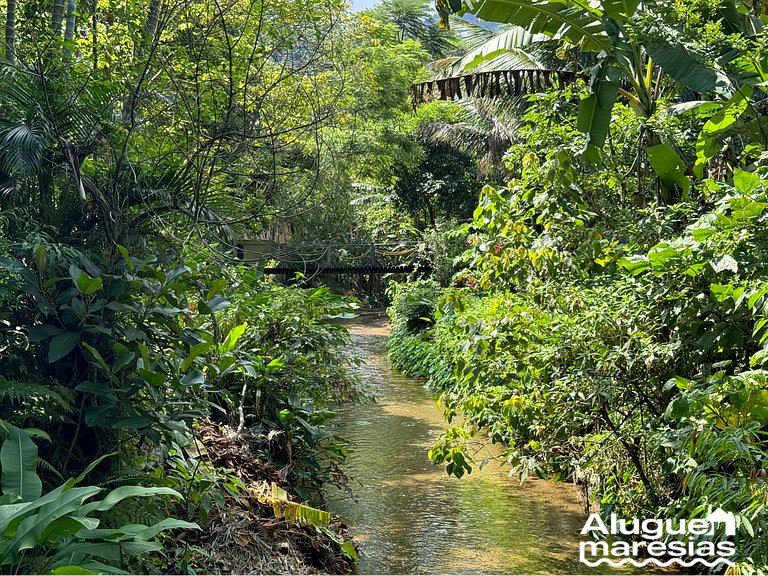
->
[387, 165, 768, 570]
[0, 426, 196, 574]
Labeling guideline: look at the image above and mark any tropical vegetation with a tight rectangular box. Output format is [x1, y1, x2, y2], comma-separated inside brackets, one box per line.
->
[387, 0, 768, 572]
[4, 0, 768, 570]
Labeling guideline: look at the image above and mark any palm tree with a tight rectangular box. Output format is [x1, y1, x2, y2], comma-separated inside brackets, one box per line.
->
[373, 0, 460, 58]
[417, 97, 521, 184]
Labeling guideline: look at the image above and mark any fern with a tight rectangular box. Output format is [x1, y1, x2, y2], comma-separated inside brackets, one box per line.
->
[0, 378, 75, 423]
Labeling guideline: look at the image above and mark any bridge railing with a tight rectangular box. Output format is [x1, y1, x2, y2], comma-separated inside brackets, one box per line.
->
[237, 241, 422, 273]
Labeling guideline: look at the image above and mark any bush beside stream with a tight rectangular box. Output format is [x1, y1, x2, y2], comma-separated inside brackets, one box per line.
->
[388, 170, 768, 572]
[0, 233, 358, 573]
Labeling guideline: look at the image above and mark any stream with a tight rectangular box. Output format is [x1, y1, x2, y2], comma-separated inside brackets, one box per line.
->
[325, 314, 602, 574]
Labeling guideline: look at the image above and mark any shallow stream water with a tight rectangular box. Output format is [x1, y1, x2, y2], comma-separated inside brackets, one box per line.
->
[325, 314, 605, 574]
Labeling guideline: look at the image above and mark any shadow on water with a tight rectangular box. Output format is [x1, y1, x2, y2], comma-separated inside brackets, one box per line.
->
[325, 315, 617, 575]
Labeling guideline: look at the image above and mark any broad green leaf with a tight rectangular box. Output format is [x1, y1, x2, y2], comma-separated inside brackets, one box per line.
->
[648, 44, 717, 93]
[669, 100, 723, 118]
[129, 518, 198, 541]
[39, 515, 100, 543]
[447, 26, 553, 75]
[730, 198, 767, 220]
[0, 428, 42, 502]
[664, 396, 689, 419]
[28, 324, 63, 342]
[617, 255, 650, 274]
[80, 342, 112, 375]
[48, 332, 80, 364]
[69, 265, 102, 295]
[0, 483, 70, 535]
[600, 0, 639, 19]
[116, 244, 133, 271]
[266, 357, 285, 372]
[0, 486, 102, 563]
[461, 0, 609, 51]
[181, 341, 212, 372]
[577, 79, 619, 151]
[710, 283, 735, 302]
[646, 143, 691, 196]
[206, 278, 229, 300]
[51, 566, 100, 575]
[109, 417, 151, 430]
[78, 486, 182, 516]
[733, 168, 761, 194]
[694, 86, 752, 177]
[111, 351, 135, 373]
[60, 541, 162, 560]
[221, 323, 248, 353]
[341, 539, 358, 561]
[77, 275, 102, 295]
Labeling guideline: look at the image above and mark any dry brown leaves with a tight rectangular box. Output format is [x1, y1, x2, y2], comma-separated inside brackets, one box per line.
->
[187, 420, 354, 575]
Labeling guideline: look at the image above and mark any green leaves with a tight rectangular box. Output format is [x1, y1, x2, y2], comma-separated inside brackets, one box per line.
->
[647, 44, 718, 94]
[221, 323, 248, 354]
[0, 428, 42, 502]
[445, 26, 553, 76]
[694, 86, 752, 177]
[47, 332, 80, 364]
[0, 429, 198, 573]
[577, 79, 619, 154]
[646, 143, 690, 197]
[733, 168, 762, 194]
[600, 0, 639, 19]
[461, 0, 608, 51]
[69, 265, 102, 295]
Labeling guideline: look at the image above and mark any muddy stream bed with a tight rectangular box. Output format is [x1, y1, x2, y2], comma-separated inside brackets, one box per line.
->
[325, 313, 610, 574]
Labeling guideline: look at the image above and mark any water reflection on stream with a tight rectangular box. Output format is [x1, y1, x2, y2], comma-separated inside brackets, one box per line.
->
[325, 314, 599, 574]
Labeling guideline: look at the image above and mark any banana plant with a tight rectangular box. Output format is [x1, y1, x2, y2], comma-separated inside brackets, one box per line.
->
[435, 0, 763, 202]
[0, 427, 198, 574]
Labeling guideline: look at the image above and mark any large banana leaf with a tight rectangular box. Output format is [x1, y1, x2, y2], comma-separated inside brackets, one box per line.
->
[0, 483, 69, 535]
[447, 26, 553, 75]
[78, 486, 182, 515]
[0, 427, 42, 502]
[577, 78, 619, 152]
[459, 0, 608, 51]
[648, 44, 718, 94]
[74, 518, 199, 543]
[646, 144, 691, 196]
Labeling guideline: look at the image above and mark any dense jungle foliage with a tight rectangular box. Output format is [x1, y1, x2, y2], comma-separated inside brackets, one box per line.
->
[5, 0, 768, 569]
[387, 0, 768, 571]
[0, 0, 470, 570]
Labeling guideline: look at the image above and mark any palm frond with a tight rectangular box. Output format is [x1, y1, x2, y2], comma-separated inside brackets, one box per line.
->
[417, 122, 488, 156]
[448, 15, 505, 51]
[0, 123, 48, 176]
[447, 26, 553, 75]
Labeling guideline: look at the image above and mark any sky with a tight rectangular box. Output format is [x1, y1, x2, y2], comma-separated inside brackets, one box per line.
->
[351, 0, 379, 11]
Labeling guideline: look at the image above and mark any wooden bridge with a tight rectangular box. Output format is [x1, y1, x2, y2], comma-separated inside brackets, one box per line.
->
[236, 240, 427, 275]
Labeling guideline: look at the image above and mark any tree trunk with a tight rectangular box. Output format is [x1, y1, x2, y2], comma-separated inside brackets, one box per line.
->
[52, 0, 66, 36]
[63, 0, 76, 61]
[5, 0, 15, 65]
[122, 0, 162, 125]
[144, 0, 161, 48]
[64, 0, 76, 41]
[91, 0, 97, 70]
